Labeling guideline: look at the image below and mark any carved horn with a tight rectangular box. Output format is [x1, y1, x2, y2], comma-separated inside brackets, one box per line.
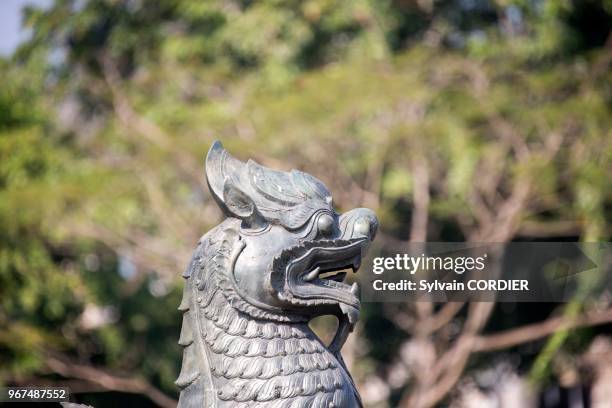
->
[205, 140, 246, 215]
[206, 140, 269, 229]
[206, 141, 239, 198]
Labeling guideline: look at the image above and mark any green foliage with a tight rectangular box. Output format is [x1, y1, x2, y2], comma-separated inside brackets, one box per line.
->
[1, 0, 611, 404]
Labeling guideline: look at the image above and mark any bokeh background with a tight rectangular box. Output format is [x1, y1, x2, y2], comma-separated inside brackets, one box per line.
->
[1, 0, 611, 407]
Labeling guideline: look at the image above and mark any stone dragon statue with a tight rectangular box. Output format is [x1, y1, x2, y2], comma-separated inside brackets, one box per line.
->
[176, 141, 377, 408]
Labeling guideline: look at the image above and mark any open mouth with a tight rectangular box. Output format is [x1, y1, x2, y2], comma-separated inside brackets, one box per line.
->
[269, 238, 369, 351]
[302, 257, 361, 296]
[294, 240, 365, 350]
[271, 238, 368, 312]
[289, 238, 366, 308]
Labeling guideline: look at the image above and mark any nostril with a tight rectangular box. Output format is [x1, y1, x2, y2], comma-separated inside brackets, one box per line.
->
[339, 208, 378, 240]
[354, 217, 371, 238]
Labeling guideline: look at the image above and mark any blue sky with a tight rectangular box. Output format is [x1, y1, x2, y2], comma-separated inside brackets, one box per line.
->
[0, 0, 53, 56]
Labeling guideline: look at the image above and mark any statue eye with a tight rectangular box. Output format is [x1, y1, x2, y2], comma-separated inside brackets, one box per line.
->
[317, 214, 334, 236]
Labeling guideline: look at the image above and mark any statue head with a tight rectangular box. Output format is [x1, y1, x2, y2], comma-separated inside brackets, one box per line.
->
[205, 141, 377, 326]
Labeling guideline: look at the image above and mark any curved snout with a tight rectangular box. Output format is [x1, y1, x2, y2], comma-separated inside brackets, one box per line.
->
[338, 208, 378, 241]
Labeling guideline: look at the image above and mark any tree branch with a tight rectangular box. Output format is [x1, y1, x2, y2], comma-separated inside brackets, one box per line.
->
[472, 307, 612, 353]
[409, 155, 430, 243]
[46, 356, 177, 408]
[424, 302, 465, 334]
[516, 220, 582, 238]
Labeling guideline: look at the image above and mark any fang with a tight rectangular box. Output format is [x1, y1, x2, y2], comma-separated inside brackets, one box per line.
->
[303, 267, 320, 282]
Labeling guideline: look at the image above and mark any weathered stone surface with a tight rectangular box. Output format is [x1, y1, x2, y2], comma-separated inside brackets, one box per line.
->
[177, 141, 377, 407]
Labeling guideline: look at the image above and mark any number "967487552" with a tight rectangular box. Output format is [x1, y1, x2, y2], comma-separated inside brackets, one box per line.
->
[1, 387, 69, 402]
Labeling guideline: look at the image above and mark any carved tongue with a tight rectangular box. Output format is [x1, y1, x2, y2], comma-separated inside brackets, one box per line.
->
[329, 307, 358, 354]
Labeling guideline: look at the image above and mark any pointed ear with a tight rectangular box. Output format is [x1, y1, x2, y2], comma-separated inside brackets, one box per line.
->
[222, 178, 266, 227]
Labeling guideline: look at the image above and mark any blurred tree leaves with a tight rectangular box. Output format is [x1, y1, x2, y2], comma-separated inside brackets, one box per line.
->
[1, 0, 611, 405]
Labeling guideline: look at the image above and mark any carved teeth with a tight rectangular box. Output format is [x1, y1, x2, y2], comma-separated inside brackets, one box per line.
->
[351, 282, 359, 295]
[303, 267, 320, 282]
